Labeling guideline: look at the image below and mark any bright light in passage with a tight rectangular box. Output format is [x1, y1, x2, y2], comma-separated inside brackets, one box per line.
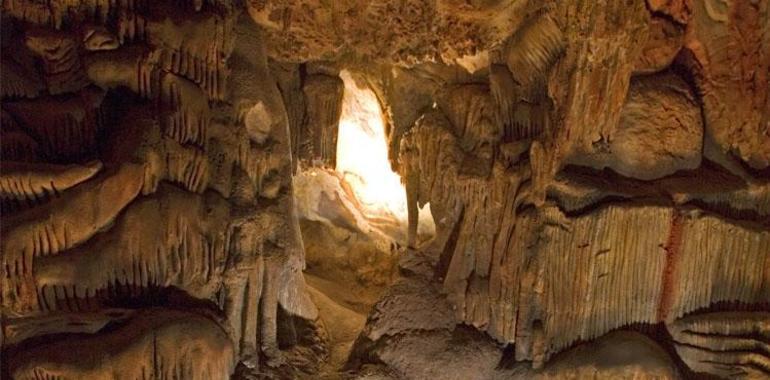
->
[336, 71, 407, 221]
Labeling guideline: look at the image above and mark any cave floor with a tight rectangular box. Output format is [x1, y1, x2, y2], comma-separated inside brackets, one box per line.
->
[306, 273, 367, 378]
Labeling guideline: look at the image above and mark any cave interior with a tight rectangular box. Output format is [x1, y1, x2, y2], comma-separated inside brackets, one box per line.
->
[0, 0, 769, 379]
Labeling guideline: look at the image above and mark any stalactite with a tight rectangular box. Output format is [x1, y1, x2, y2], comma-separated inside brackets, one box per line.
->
[3, 1, 768, 378]
[0, 111, 41, 162]
[158, 73, 211, 147]
[260, 256, 283, 366]
[301, 74, 344, 167]
[8, 310, 235, 380]
[3, 88, 105, 162]
[424, 191, 769, 366]
[1, 164, 144, 315]
[399, 77, 769, 372]
[1, 0, 152, 29]
[86, 8, 234, 128]
[163, 142, 210, 194]
[270, 62, 307, 172]
[117, 10, 148, 44]
[438, 84, 500, 156]
[1, 3, 301, 379]
[490, 63, 553, 143]
[503, 13, 565, 94]
[144, 4, 234, 100]
[2, 1, 55, 27]
[667, 214, 770, 321]
[235, 136, 284, 199]
[0, 161, 102, 202]
[27, 186, 231, 316]
[489, 65, 518, 140]
[549, 0, 650, 170]
[24, 29, 90, 95]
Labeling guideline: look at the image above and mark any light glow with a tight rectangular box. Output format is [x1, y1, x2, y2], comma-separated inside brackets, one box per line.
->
[336, 70, 408, 222]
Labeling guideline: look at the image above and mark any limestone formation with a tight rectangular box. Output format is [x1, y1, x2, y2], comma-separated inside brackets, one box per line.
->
[1, 1, 768, 379]
[668, 311, 770, 378]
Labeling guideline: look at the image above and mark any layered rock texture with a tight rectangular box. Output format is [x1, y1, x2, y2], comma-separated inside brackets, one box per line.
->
[1, 2, 317, 378]
[1, 0, 768, 379]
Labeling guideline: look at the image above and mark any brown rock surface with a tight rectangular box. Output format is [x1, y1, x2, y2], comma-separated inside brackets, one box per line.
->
[567, 72, 704, 180]
[1, 1, 768, 379]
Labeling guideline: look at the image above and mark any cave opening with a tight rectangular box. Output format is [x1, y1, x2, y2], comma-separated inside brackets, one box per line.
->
[336, 69, 410, 225]
[293, 69, 437, 375]
[294, 69, 435, 250]
[296, 69, 435, 243]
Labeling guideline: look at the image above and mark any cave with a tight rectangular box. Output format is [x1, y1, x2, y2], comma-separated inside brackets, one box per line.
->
[1, 1, 768, 379]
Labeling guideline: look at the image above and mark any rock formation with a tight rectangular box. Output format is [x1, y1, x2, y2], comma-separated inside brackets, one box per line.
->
[1, 0, 768, 379]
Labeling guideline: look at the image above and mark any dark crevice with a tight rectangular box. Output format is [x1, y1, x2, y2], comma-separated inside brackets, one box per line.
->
[434, 206, 464, 282]
[679, 329, 770, 345]
[672, 340, 770, 364]
[642, 0, 689, 27]
[679, 301, 770, 318]
[550, 163, 769, 228]
[497, 343, 518, 369]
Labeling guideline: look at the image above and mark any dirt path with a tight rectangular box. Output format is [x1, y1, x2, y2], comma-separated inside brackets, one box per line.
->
[304, 274, 368, 379]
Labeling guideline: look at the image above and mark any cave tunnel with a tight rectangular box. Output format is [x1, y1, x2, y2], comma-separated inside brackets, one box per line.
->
[1, 1, 769, 379]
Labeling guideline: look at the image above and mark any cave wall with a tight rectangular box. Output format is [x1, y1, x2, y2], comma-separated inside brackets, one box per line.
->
[1, 1, 317, 378]
[392, 1, 770, 377]
[251, 0, 770, 377]
[1, 0, 769, 379]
